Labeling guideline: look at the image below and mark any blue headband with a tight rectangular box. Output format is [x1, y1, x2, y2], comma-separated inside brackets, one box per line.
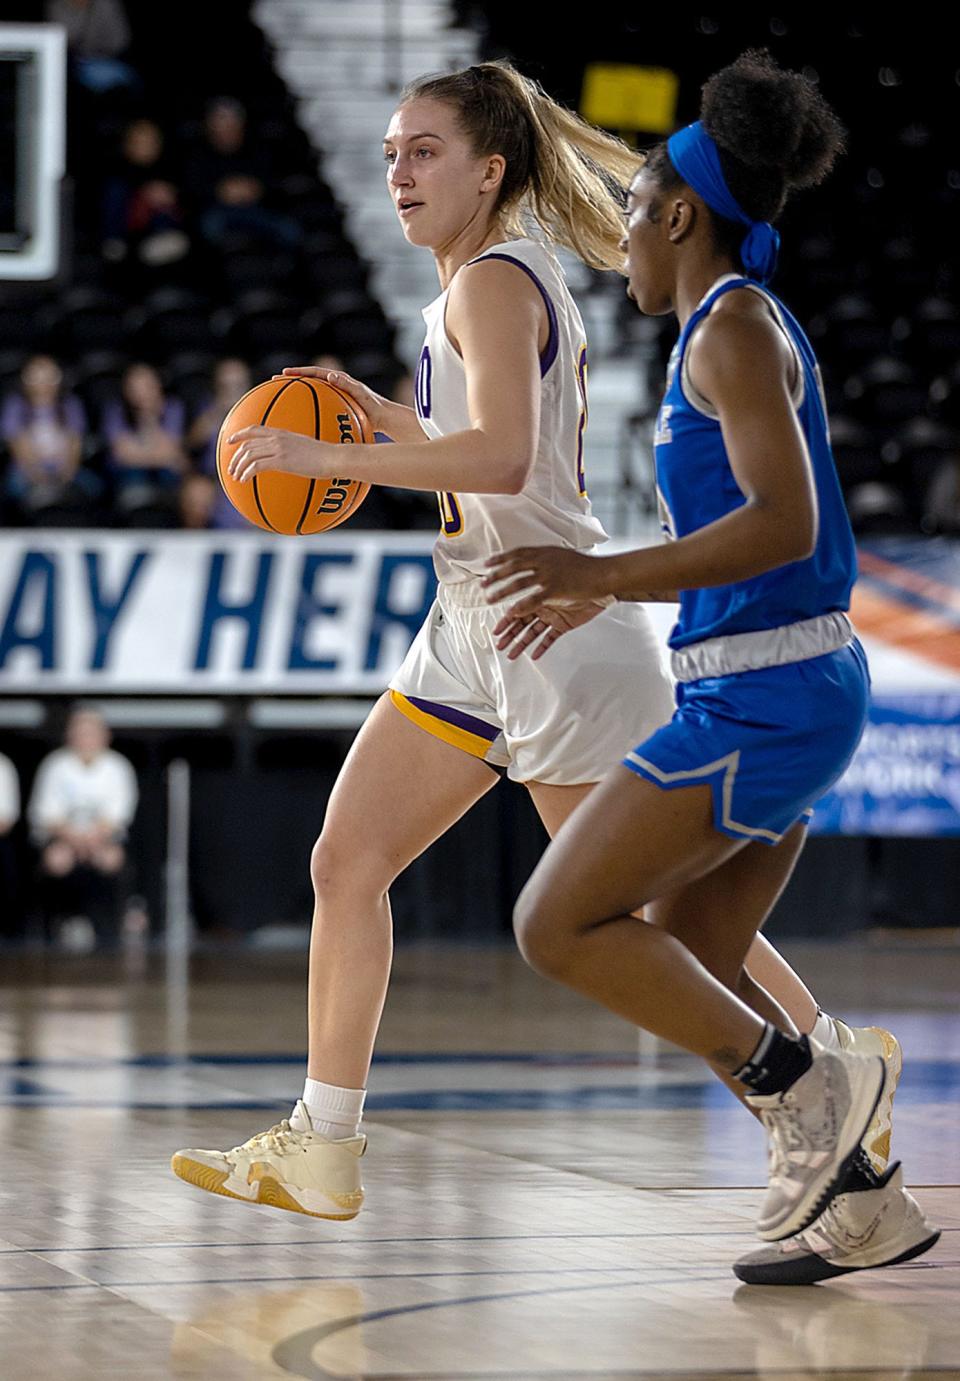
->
[666, 120, 780, 284]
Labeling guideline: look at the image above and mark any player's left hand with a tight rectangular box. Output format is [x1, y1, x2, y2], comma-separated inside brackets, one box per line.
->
[491, 599, 611, 660]
[482, 545, 615, 616]
[226, 426, 339, 482]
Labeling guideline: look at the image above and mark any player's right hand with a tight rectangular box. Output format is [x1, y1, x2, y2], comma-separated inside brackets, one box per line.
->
[277, 367, 389, 433]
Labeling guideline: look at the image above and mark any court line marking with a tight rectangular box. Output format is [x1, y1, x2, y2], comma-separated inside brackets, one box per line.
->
[0, 1226, 769, 1261]
[2, 1256, 953, 1298]
[0, 1265, 730, 1295]
[3, 1229, 954, 1267]
[3, 1049, 955, 1069]
[0, 1052, 669, 1069]
[1, 1078, 955, 1111]
[266, 1270, 954, 1381]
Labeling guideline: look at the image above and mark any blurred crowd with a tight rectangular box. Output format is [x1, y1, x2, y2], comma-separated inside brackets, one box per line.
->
[0, 349, 419, 529]
[0, 1, 421, 529]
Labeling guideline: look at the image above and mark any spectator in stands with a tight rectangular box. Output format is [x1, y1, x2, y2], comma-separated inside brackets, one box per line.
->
[0, 751, 21, 939]
[0, 355, 98, 523]
[0, 751, 19, 838]
[923, 454, 960, 534]
[102, 118, 190, 267]
[189, 356, 252, 529]
[46, 0, 139, 95]
[104, 363, 187, 523]
[179, 472, 217, 529]
[29, 706, 139, 952]
[188, 357, 251, 462]
[186, 97, 301, 250]
[312, 353, 345, 374]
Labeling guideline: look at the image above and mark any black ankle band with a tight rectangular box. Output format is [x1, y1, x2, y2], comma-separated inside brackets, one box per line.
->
[734, 1027, 813, 1096]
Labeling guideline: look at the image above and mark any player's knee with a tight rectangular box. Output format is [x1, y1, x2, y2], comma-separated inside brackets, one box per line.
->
[309, 831, 391, 909]
[310, 833, 351, 904]
[512, 884, 574, 980]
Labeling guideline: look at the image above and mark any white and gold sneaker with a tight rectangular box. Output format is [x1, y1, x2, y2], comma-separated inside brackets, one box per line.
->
[734, 1158, 939, 1285]
[833, 1019, 902, 1171]
[171, 1101, 365, 1220]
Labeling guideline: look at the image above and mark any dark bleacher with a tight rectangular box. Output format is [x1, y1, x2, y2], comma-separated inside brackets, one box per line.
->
[0, 0, 432, 530]
[475, 7, 960, 534]
[3, 8, 958, 533]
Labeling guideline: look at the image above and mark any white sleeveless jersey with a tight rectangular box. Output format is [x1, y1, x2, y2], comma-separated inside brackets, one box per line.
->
[413, 237, 608, 586]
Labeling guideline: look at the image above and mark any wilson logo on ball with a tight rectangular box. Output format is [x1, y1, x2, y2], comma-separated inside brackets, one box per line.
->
[318, 481, 351, 514]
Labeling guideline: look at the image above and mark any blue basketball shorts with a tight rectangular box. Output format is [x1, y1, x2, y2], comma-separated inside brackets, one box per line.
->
[623, 639, 871, 845]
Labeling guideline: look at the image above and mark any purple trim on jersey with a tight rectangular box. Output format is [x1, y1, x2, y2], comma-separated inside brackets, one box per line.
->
[406, 695, 500, 741]
[467, 253, 560, 378]
[415, 346, 432, 420]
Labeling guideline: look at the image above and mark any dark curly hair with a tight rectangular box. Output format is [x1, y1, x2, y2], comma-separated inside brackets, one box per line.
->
[642, 49, 847, 262]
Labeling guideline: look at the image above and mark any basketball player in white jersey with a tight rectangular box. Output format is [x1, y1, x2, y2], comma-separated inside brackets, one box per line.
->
[171, 60, 898, 1223]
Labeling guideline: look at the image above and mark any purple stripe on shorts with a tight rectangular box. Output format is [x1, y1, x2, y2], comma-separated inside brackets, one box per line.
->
[406, 695, 500, 741]
[467, 253, 559, 378]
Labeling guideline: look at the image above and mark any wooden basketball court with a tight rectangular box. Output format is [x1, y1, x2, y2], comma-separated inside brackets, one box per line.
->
[1, 940, 956, 1379]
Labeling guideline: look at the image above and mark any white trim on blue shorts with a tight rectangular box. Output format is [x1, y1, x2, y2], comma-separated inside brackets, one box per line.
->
[623, 748, 813, 845]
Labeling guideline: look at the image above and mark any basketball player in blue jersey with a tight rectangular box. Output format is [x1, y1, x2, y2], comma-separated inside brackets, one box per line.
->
[172, 58, 918, 1271]
[485, 50, 939, 1283]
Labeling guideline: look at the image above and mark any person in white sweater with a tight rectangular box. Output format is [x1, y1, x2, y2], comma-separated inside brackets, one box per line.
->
[29, 707, 138, 943]
[0, 752, 19, 836]
[0, 752, 22, 937]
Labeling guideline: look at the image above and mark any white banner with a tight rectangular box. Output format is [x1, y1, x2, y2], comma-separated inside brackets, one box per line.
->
[2, 530, 950, 697]
[0, 530, 442, 692]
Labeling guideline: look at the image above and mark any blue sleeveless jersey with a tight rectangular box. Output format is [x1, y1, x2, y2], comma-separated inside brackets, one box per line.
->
[653, 273, 857, 650]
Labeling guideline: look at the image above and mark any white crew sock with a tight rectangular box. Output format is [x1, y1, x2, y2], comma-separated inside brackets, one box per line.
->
[810, 1007, 841, 1050]
[293, 1077, 366, 1139]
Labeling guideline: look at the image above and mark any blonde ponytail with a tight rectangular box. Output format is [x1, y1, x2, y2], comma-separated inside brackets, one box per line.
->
[399, 60, 641, 274]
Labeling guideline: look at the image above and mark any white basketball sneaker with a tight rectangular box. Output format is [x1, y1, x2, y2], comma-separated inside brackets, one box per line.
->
[171, 1101, 365, 1220]
[747, 1042, 885, 1242]
[733, 1158, 940, 1284]
[832, 1018, 902, 1171]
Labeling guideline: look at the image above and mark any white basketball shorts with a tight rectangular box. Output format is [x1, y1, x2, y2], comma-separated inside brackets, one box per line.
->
[389, 579, 675, 786]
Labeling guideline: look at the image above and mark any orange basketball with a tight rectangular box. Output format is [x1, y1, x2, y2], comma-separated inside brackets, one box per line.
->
[216, 376, 371, 534]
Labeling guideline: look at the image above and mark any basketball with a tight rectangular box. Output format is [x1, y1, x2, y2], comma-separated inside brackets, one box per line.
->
[216, 377, 371, 534]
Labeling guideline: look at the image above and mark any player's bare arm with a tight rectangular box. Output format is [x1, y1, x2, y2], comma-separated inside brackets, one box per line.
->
[485, 309, 817, 619]
[228, 259, 544, 495]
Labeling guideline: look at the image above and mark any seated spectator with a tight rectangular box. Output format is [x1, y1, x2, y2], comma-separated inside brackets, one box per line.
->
[29, 707, 139, 952]
[311, 352, 344, 374]
[179, 471, 217, 529]
[188, 356, 252, 459]
[0, 751, 22, 939]
[46, 0, 139, 95]
[104, 362, 187, 523]
[0, 355, 99, 524]
[186, 97, 301, 250]
[189, 356, 252, 529]
[102, 118, 190, 267]
[0, 751, 19, 836]
[923, 453, 960, 534]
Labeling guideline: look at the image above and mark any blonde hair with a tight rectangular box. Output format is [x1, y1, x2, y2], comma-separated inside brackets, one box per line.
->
[398, 60, 641, 274]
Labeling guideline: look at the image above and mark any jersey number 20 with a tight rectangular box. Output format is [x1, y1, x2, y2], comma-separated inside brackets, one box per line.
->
[439, 490, 464, 536]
